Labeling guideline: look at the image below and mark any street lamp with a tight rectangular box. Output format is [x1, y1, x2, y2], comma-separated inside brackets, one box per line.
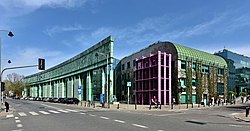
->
[0, 29, 14, 110]
[95, 52, 109, 108]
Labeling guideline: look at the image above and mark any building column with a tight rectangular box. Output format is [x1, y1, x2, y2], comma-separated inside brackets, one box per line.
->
[102, 68, 105, 94]
[86, 72, 92, 101]
[78, 75, 82, 101]
[164, 53, 167, 105]
[158, 51, 161, 104]
[109, 63, 114, 102]
[168, 54, 172, 106]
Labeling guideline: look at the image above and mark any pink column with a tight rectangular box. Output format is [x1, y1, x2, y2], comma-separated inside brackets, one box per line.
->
[164, 53, 167, 105]
[158, 51, 161, 104]
[168, 54, 172, 106]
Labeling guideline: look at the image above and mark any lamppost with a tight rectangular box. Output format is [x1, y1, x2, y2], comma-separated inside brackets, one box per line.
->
[0, 30, 14, 110]
[95, 52, 109, 108]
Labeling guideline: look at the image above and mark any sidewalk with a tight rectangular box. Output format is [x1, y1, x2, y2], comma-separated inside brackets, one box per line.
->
[0, 105, 14, 117]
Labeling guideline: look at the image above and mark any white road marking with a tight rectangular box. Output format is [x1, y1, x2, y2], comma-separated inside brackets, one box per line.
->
[58, 109, 69, 113]
[6, 114, 14, 118]
[40, 104, 61, 110]
[158, 130, 165, 131]
[100, 116, 110, 120]
[39, 111, 50, 115]
[29, 111, 39, 115]
[89, 114, 96, 117]
[229, 125, 244, 128]
[48, 110, 60, 114]
[12, 129, 23, 131]
[114, 120, 125, 123]
[18, 112, 27, 117]
[132, 124, 148, 129]
[15, 117, 19, 119]
[15, 120, 21, 123]
[80, 113, 86, 115]
[17, 124, 23, 128]
[65, 109, 79, 112]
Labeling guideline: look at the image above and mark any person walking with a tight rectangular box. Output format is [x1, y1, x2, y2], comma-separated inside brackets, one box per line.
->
[5, 101, 9, 112]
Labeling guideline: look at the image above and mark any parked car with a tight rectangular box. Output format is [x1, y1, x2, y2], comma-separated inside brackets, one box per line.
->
[64, 98, 80, 104]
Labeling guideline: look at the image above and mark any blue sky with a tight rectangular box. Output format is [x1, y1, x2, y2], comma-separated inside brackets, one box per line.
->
[1, 0, 250, 78]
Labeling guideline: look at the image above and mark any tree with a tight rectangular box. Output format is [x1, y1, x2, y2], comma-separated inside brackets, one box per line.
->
[186, 61, 193, 107]
[196, 63, 203, 106]
[3, 73, 25, 97]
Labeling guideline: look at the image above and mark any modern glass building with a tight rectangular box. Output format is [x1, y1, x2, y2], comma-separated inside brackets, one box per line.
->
[24, 36, 116, 103]
[215, 49, 250, 94]
[116, 41, 228, 105]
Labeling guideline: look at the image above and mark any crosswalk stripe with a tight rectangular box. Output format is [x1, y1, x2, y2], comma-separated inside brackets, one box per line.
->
[29, 112, 39, 115]
[39, 111, 50, 115]
[58, 109, 69, 113]
[65, 109, 79, 112]
[48, 110, 60, 114]
[18, 112, 27, 116]
[6, 114, 14, 118]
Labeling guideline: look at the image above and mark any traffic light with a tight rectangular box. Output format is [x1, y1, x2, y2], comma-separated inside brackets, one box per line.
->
[38, 58, 45, 70]
[1, 82, 5, 91]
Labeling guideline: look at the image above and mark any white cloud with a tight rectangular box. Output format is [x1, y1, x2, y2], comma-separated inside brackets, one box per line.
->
[0, 0, 89, 9]
[44, 24, 89, 37]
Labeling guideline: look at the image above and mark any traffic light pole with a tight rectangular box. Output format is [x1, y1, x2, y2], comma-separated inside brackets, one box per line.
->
[0, 65, 38, 109]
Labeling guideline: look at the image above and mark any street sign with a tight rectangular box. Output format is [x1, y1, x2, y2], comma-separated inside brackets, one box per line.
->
[127, 82, 131, 87]
[78, 86, 82, 95]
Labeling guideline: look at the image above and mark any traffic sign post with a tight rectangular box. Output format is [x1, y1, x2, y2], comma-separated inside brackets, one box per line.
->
[78, 86, 82, 95]
[127, 82, 131, 109]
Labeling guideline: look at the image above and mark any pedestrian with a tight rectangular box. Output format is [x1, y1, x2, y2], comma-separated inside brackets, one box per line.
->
[151, 96, 159, 108]
[5, 101, 9, 112]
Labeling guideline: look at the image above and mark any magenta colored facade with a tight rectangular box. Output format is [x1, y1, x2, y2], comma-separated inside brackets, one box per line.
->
[135, 51, 171, 106]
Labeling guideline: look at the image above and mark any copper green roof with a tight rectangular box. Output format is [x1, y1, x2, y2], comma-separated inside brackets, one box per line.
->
[173, 43, 227, 67]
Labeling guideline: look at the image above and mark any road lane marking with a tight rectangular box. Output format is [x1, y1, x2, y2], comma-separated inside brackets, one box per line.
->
[48, 110, 60, 114]
[132, 124, 148, 129]
[15, 120, 21, 123]
[40, 104, 61, 110]
[15, 117, 19, 119]
[17, 124, 23, 128]
[39, 111, 50, 115]
[65, 109, 79, 112]
[6, 114, 14, 118]
[12, 129, 23, 131]
[58, 109, 69, 113]
[89, 114, 96, 117]
[100, 116, 110, 120]
[80, 113, 86, 115]
[18, 112, 27, 117]
[29, 112, 39, 115]
[114, 120, 125, 123]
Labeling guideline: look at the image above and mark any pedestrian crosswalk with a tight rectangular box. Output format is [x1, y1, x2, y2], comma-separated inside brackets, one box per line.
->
[6, 109, 85, 118]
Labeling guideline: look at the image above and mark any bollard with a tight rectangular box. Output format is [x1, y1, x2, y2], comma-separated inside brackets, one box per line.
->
[117, 104, 119, 109]
[93, 101, 95, 108]
[192, 103, 193, 108]
[246, 106, 249, 117]
[81, 101, 82, 106]
[135, 103, 137, 110]
[149, 104, 151, 110]
[85, 102, 86, 107]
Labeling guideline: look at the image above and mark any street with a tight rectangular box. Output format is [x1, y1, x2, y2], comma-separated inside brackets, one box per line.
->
[1, 99, 250, 131]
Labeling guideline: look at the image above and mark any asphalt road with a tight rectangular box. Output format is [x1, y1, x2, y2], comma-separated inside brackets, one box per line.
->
[1, 99, 250, 131]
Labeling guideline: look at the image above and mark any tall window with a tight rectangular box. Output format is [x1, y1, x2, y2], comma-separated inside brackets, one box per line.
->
[218, 68, 224, 76]
[122, 64, 125, 70]
[133, 60, 136, 67]
[192, 63, 196, 72]
[127, 62, 130, 69]
[180, 78, 186, 87]
[201, 65, 209, 73]
[181, 60, 186, 70]
[192, 79, 196, 86]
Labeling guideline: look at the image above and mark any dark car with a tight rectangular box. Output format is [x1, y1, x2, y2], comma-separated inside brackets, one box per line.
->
[64, 98, 80, 104]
